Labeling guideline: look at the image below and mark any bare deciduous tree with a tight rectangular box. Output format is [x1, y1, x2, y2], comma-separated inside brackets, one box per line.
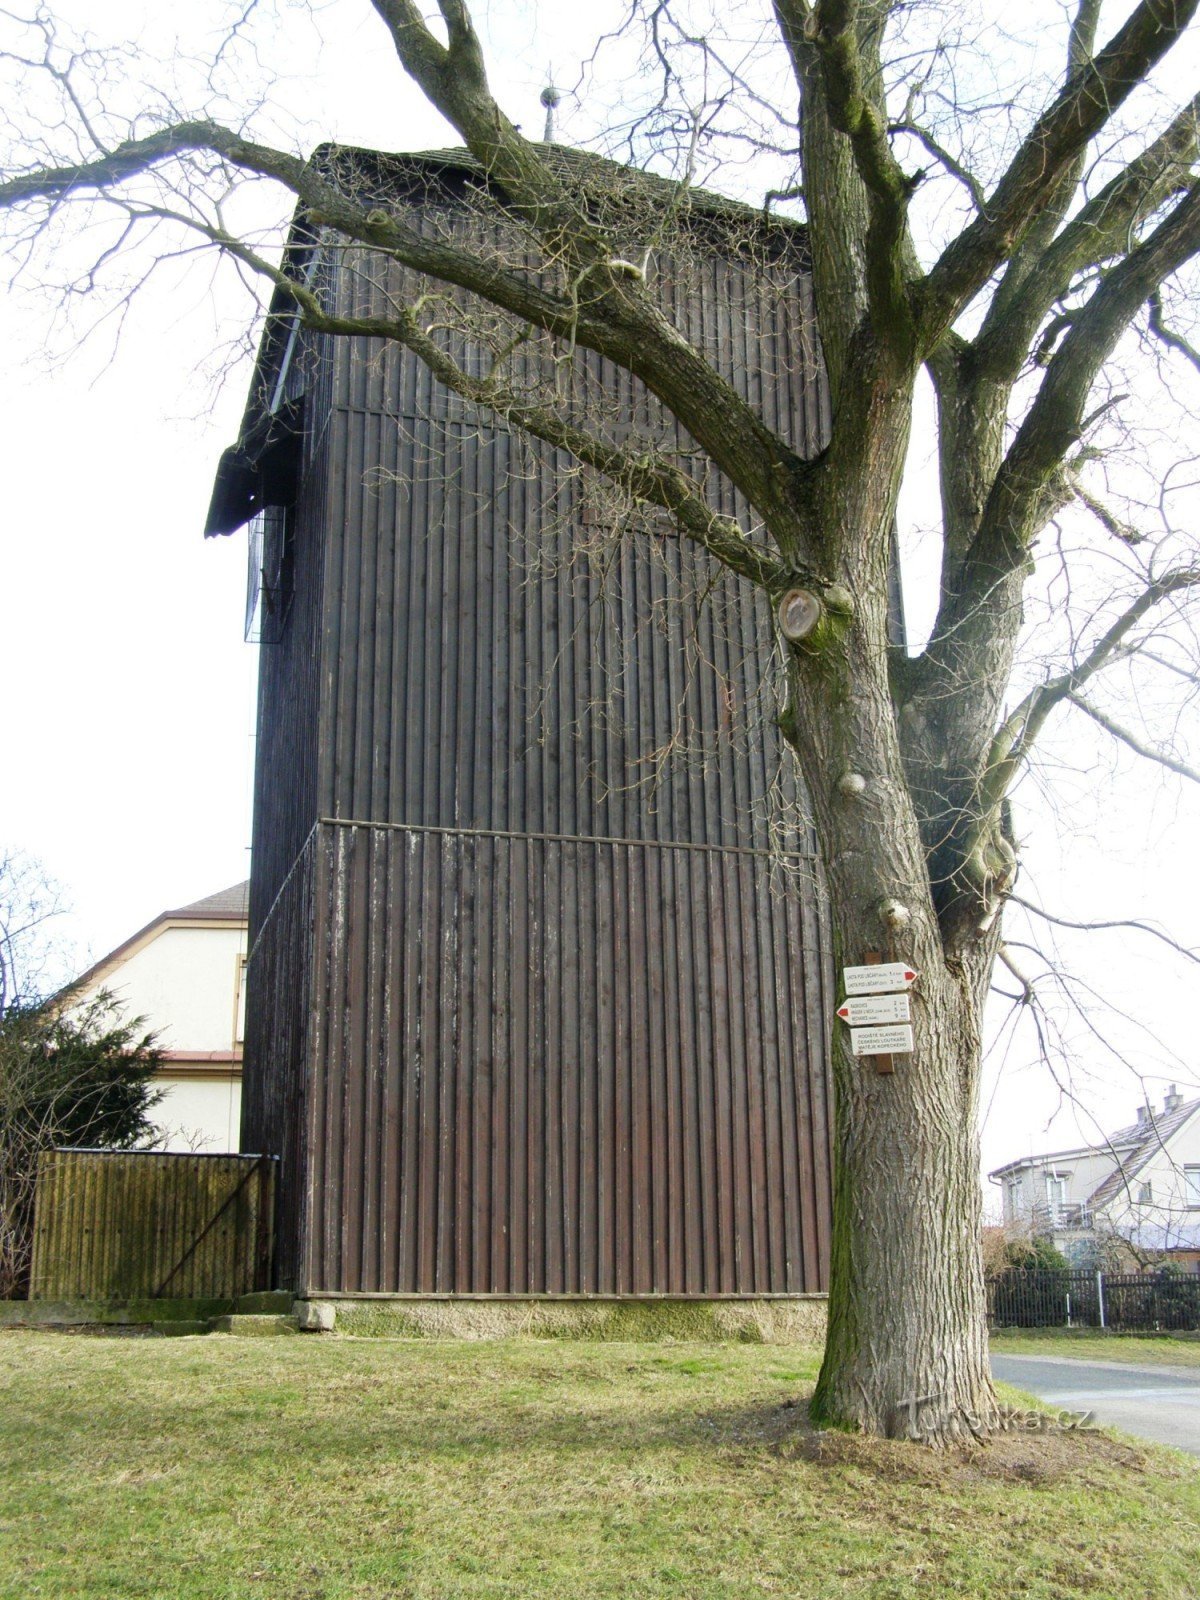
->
[0, 849, 66, 1018]
[0, 854, 162, 1296]
[1, 0, 1199, 1441]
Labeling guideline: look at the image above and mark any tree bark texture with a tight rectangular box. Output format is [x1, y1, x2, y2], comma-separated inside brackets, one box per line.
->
[814, 937, 997, 1441]
[777, 437, 1000, 1438]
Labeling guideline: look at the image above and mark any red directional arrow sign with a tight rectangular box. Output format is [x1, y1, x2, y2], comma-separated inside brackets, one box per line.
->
[841, 962, 918, 996]
[836, 993, 911, 1026]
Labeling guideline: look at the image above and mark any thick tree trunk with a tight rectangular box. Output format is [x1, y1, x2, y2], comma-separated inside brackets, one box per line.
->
[798, 765, 1001, 1442]
[793, 732, 1001, 1442]
[810, 934, 999, 1442]
[801, 786, 1001, 1442]
[778, 477, 1000, 1443]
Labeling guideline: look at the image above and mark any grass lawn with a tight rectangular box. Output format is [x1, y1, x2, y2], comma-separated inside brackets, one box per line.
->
[2, 1331, 1198, 1599]
[990, 1329, 1200, 1369]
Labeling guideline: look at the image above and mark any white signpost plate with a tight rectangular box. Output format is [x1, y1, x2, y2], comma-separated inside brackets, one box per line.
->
[842, 962, 918, 996]
[837, 993, 911, 1026]
[850, 1023, 915, 1057]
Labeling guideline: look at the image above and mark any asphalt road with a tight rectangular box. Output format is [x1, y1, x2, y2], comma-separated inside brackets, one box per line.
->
[991, 1352, 1200, 1456]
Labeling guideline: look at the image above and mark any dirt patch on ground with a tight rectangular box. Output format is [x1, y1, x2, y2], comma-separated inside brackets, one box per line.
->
[724, 1396, 1170, 1488]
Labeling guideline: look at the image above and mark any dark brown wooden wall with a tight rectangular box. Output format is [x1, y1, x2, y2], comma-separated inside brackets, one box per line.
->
[242, 830, 317, 1293]
[244, 168, 834, 1296]
[299, 823, 830, 1296]
[315, 204, 827, 854]
[318, 414, 809, 851]
[248, 325, 334, 934]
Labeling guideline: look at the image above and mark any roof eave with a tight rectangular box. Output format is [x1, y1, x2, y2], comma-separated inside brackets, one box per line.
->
[204, 143, 811, 538]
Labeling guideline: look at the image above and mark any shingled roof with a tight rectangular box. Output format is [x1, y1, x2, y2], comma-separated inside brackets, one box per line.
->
[163, 882, 249, 921]
[66, 881, 249, 1000]
[1086, 1095, 1200, 1212]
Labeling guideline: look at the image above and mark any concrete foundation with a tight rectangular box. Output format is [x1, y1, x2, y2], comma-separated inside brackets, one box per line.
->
[210, 1313, 299, 1336]
[2, 1293, 828, 1345]
[305, 1296, 828, 1344]
[0, 1297, 235, 1328]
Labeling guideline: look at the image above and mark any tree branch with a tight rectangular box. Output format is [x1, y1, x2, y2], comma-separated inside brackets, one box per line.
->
[1068, 468, 1144, 545]
[917, 64, 1198, 683]
[996, 943, 1037, 1003]
[977, 93, 1200, 382]
[369, 0, 605, 259]
[977, 565, 1200, 813]
[0, 117, 814, 546]
[772, 0, 874, 395]
[978, 0, 1104, 341]
[368, 0, 815, 529]
[919, 0, 1200, 345]
[804, 2, 909, 211]
[1066, 690, 1200, 782]
[1008, 892, 1200, 966]
[888, 121, 985, 212]
[938, 181, 1200, 636]
[0, 119, 298, 208]
[1148, 285, 1200, 371]
[200, 216, 785, 589]
[801, 0, 918, 355]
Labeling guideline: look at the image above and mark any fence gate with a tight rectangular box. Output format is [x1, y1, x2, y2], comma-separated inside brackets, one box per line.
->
[29, 1149, 277, 1301]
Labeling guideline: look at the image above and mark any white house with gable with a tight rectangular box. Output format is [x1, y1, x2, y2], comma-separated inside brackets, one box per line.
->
[989, 1087, 1200, 1270]
[67, 883, 248, 1153]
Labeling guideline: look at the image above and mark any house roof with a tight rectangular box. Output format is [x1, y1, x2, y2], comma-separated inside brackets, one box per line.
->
[990, 1096, 1200, 1201]
[989, 1138, 1140, 1181]
[67, 882, 249, 998]
[162, 882, 249, 921]
[321, 142, 809, 245]
[205, 141, 809, 538]
[1085, 1096, 1200, 1211]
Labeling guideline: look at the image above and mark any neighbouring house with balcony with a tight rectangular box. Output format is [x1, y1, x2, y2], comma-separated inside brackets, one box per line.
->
[989, 1088, 1200, 1270]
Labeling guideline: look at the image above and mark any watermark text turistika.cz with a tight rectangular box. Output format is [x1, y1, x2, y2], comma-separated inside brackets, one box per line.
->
[898, 1392, 1095, 1442]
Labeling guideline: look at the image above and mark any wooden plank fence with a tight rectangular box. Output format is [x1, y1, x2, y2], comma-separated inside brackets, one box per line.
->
[29, 1149, 276, 1301]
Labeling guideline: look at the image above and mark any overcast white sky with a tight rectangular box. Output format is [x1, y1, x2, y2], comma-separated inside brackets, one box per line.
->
[1, 0, 1196, 1188]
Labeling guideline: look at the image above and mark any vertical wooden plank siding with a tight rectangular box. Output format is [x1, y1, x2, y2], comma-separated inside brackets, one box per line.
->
[28, 1150, 276, 1301]
[244, 165, 834, 1298]
[247, 327, 333, 940]
[294, 826, 827, 1295]
[241, 833, 316, 1293]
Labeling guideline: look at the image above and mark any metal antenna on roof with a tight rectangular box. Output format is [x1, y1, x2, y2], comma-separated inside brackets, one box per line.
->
[540, 80, 561, 144]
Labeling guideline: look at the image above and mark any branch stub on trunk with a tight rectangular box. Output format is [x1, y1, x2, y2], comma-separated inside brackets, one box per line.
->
[777, 586, 823, 640]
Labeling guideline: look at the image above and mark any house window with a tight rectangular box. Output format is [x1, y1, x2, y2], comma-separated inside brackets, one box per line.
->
[234, 955, 248, 1045]
[1185, 1166, 1200, 1208]
[1046, 1174, 1067, 1209]
[1137, 1181, 1153, 1204]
